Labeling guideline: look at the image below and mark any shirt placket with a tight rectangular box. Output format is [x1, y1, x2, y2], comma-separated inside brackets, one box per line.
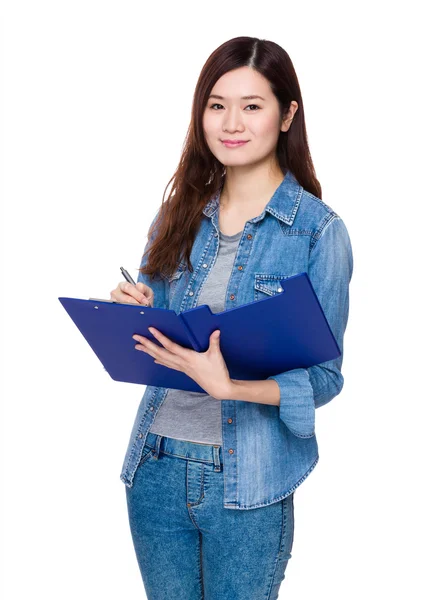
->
[208, 210, 260, 508]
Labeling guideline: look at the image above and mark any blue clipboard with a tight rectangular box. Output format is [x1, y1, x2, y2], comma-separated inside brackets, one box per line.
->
[58, 272, 340, 393]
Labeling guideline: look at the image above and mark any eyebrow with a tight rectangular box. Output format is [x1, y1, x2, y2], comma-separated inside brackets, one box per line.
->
[208, 94, 266, 101]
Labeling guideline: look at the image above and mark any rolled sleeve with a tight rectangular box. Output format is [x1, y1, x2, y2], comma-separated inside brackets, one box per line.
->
[267, 215, 354, 438]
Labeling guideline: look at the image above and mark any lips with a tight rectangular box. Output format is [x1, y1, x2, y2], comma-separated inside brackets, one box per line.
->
[221, 140, 249, 147]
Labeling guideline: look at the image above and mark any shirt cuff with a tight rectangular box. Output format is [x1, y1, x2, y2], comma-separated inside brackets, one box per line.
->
[267, 368, 316, 438]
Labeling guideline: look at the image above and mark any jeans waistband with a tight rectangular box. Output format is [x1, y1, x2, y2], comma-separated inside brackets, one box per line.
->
[144, 431, 223, 472]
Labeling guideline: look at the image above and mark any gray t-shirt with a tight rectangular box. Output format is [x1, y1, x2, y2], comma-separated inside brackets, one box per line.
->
[148, 226, 243, 444]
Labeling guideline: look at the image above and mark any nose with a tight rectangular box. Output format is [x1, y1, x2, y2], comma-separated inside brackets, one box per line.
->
[222, 107, 245, 133]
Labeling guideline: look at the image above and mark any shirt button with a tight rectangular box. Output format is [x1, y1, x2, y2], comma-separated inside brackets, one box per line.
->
[227, 418, 233, 424]
[237, 265, 243, 270]
[138, 433, 143, 438]
[228, 449, 234, 454]
[230, 294, 235, 300]
[247, 234, 252, 239]
[189, 291, 194, 296]
[150, 406, 154, 411]
[214, 233, 218, 237]
[203, 263, 208, 268]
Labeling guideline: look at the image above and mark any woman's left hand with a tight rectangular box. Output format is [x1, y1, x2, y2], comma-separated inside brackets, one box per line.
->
[132, 327, 233, 400]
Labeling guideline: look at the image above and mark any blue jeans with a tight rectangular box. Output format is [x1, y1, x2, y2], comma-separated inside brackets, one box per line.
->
[125, 432, 295, 600]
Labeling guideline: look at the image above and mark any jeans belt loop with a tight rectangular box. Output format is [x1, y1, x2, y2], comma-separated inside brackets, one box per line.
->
[154, 435, 163, 459]
[212, 445, 222, 472]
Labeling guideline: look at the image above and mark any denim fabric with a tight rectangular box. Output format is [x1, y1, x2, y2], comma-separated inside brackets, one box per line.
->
[120, 170, 353, 509]
[126, 431, 295, 600]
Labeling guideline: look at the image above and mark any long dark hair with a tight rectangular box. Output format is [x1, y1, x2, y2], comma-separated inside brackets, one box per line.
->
[140, 36, 321, 281]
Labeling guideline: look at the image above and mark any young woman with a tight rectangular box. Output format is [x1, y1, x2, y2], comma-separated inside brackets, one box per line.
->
[111, 36, 353, 600]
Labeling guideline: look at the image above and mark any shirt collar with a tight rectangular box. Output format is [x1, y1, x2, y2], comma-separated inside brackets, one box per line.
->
[202, 170, 302, 226]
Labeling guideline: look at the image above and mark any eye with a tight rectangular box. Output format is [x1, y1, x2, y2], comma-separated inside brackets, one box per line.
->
[209, 103, 261, 111]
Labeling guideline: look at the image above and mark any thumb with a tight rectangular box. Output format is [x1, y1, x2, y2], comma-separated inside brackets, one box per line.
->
[210, 330, 221, 347]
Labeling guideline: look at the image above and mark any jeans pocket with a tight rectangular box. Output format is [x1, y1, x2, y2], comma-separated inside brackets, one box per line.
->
[138, 444, 154, 467]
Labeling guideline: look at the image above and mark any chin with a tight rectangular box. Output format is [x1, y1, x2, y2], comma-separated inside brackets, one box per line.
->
[214, 151, 251, 164]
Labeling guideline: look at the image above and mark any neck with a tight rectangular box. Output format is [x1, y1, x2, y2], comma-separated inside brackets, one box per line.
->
[220, 161, 285, 211]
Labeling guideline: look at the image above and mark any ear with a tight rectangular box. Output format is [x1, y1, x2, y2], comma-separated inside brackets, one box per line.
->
[281, 101, 298, 133]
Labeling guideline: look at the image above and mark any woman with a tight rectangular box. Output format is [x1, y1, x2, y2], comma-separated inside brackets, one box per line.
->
[111, 36, 353, 600]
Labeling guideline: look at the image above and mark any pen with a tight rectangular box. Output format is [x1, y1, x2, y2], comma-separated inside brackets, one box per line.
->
[120, 266, 136, 285]
[120, 266, 150, 306]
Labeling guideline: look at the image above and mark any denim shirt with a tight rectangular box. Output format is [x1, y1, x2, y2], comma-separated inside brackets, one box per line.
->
[120, 170, 353, 510]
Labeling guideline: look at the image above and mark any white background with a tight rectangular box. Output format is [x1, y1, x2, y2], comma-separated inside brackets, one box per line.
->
[1, 1, 433, 598]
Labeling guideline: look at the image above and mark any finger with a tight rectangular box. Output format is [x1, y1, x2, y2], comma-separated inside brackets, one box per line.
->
[110, 283, 141, 304]
[121, 281, 152, 305]
[148, 328, 192, 359]
[154, 358, 182, 371]
[111, 282, 150, 305]
[138, 339, 185, 371]
[136, 282, 154, 306]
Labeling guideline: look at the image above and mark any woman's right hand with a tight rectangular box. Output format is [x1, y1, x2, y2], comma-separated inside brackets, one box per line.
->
[109, 281, 154, 307]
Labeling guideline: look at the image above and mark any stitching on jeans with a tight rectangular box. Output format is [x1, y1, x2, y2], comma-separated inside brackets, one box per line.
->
[265, 499, 286, 599]
[188, 463, 205, 507]
[199, 533, 205, 600]
[137, 446, 154, 467]
[157, 449, 215, 464]
[279, 497, 289, 557]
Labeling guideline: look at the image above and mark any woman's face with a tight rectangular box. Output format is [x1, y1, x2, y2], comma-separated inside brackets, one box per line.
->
[203, 66, 297, 169]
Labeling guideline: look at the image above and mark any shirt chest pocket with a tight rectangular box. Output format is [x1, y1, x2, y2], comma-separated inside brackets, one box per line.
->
[254, 273, 291, 302]
[161, 261, 188, 304]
